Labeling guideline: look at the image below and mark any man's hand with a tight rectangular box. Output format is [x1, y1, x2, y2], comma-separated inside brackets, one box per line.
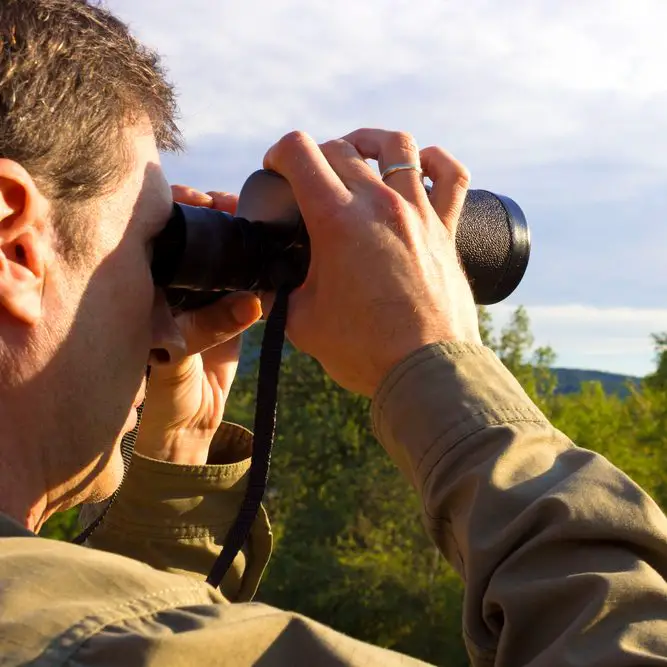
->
[134, 186, 262, 466]
[263, 128, 481, 397]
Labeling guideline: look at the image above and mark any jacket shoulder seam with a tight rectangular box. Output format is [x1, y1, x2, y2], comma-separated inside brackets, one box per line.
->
[40, 583, 215, 665]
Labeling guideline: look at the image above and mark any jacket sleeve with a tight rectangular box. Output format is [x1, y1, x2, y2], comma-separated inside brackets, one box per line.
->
[372, 342, 667, 666]
[80, 421, 272, 603]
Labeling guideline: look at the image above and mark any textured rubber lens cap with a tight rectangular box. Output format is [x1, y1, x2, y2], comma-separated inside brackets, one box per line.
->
[455, 190, 530, 305]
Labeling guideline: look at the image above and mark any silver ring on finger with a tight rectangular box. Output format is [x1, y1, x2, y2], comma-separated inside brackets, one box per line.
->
[380, 163, 423, 183]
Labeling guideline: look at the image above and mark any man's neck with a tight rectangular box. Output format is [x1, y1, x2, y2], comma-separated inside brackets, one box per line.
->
[0, 456, 47, 532]
[0, 403, 48, 532]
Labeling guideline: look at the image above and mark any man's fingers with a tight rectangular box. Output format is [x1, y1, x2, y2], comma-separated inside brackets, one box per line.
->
[318, 139, 381, 193]
[420, 146, 470, 235]
[206, 191, 239, 215]
[150, 292, 261, 382]
[171, 185, 214, 207]
[342, 129, 429, 207]
[171, 185, 239, 215]
[176, 292, 262, 357]
[258, 290, 275, 320]
[263, 131, 351, 234]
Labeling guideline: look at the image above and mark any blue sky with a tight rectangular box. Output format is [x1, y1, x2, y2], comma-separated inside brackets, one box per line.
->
[107, 0, 667, 377]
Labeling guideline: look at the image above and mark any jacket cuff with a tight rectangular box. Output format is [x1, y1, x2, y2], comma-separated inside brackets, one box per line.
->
[371, 342, 547, 491]
[81, 422, 271, 602]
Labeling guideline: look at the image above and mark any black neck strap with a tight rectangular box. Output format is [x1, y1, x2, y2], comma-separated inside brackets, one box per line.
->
[206, 285, 290, 588]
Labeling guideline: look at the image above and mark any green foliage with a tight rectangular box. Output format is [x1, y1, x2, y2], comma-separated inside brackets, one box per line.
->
[39, 507, 79, 541]
[645, 332, 667, 391]
[44, 307, 667, 664]
[478, 305, 557, 407]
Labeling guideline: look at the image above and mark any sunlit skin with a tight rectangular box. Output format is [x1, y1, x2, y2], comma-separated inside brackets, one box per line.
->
[0, 122, 262, 532]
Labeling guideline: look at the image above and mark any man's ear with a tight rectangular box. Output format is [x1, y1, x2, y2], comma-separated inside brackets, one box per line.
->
[0, 159, 50, 326]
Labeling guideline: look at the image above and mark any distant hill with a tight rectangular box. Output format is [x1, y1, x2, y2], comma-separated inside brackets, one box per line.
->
[553, 368, 641, 397]
[240, 335, 641, 397]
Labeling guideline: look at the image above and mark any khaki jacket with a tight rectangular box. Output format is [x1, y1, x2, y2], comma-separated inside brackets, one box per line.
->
[1, 343, 667, 666]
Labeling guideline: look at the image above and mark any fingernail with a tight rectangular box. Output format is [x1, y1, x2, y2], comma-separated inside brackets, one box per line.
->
[231, 298, 260, 325]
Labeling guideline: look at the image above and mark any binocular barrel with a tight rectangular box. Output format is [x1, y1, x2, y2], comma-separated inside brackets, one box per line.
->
[151, 169, 530, 309]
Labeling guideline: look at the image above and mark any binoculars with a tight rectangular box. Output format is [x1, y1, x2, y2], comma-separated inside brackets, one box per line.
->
[151, 169, 530, 310]
[145, 167, 532, 589]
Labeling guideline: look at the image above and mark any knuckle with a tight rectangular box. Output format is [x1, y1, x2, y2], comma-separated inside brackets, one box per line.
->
[422, 145, 446, 161]
[319, 138, 348, 158]
[277, 130, 313, 156]
[423, 145, 471, 188]
[393, 130, 419, 154]
[345, 127, 372, 142]
[454, 161, 471, 189]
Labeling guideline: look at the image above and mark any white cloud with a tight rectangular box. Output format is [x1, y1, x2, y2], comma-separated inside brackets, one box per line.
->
[499, 304, 667, 325]
[489, 303, 667, 375]
[105, 0, 667, 215]
[107, 0, 667, 173]
[103, 0, 667, 375]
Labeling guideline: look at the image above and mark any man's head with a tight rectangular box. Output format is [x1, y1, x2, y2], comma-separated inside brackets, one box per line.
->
[0, 0, 187, 528]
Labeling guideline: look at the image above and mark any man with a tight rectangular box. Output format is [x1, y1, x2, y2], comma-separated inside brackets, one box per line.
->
[1, 1, 666, 665]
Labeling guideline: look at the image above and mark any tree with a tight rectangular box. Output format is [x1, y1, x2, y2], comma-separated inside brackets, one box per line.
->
[490, 305, 558, 405]
[645, 333, 667, 391]
[477, 305, 495, 348]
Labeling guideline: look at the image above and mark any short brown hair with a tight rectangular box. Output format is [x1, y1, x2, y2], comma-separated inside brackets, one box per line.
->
[0, 0, 182, 258]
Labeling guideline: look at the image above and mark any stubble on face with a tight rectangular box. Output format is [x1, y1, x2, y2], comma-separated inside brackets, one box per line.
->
[41, 123, 175, 511]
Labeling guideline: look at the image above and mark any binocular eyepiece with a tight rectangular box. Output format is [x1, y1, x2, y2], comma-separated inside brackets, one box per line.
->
[151, 169, 530, 311]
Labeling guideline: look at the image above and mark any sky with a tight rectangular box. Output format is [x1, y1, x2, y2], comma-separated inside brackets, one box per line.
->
[106, 0, 667, 377]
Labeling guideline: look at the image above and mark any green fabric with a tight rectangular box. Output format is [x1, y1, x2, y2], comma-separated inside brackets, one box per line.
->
[79, 422, 272, 603]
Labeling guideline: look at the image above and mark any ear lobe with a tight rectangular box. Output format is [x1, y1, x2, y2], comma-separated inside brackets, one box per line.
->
[0, 162, 48, 326]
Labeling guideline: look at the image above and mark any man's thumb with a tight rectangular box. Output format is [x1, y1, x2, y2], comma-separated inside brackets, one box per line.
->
[178, 292, 262, 356]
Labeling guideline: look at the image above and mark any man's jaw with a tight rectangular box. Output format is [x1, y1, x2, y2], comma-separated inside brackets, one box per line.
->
[133, 373, 148, 409]
[123, 380, 147, 433]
